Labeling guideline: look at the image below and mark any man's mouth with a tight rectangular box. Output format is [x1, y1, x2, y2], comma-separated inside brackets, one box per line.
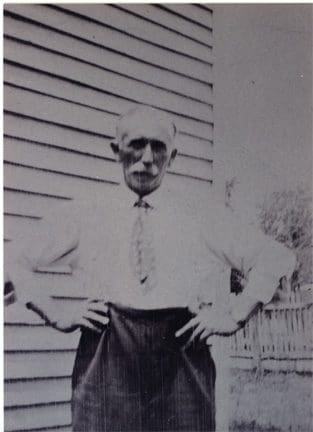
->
[132, 171, 155, 179]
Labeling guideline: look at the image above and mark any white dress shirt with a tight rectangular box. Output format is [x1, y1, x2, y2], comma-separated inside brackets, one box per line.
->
[6, 180, 295, 311]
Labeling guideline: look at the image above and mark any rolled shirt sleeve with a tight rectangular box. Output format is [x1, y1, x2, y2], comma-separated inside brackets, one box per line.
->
[245, 237, 296, 304]
[201, 203, 296, 305]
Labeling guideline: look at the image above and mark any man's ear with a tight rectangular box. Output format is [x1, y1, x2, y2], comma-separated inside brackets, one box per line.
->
[168, 148, 177, 167]
[111, 142, 121, 161]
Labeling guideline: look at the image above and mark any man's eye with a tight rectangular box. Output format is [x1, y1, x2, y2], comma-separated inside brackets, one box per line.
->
[151, 141, 166, 153]
[129, 139, 146, 150]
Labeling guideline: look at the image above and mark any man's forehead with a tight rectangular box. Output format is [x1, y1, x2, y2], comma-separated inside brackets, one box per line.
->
[116, 108, 176, 144]
[121, 122, 173, 143]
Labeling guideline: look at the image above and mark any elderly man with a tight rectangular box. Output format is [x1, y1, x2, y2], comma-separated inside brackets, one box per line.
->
[6, 106, 295, 431]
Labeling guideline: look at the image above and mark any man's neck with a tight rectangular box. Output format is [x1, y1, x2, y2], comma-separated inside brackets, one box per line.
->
[119, 182, 169, 209]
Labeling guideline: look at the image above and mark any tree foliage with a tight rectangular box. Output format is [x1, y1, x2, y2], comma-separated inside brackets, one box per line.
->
[258, 187, 312, 286]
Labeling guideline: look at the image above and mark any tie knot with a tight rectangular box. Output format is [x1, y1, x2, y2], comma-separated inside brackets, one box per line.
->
[134, 198, 153, 210]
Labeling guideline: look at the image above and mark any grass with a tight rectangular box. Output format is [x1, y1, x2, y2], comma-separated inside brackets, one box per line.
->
[228, 368, 312, 432]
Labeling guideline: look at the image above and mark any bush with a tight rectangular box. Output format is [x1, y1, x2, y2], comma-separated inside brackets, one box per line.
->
[258, 187, 312, 286]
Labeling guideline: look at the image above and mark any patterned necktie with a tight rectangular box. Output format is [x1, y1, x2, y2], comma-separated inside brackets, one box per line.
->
[129, 198, 157, 294]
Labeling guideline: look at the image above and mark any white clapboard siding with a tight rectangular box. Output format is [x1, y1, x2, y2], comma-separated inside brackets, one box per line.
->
[5, 325, 80, 351]
[4, 61, 212, 138]
[4, 137, 120, 182]
[5, 351, 76, 380]
[4, 54, 212, 130]
[4, 85, 118, 138]
[4, 5, 214, 431]
[5, 403, 71, 431]
[4, 29, 212, 106]
[5, 377, 72, 407]
[3, 60, 212, 138]
[55, 4, 213, 64]
[160, 4, 213, 29]
[114, 4, 212, 46]
[195, 4, 214, 12]
[6, 3, 213, 64]
[4, 82, 212, 140]
[4, 189, 71, 219]
[4, 4, 211, 83]
[4, 163, 118, 207]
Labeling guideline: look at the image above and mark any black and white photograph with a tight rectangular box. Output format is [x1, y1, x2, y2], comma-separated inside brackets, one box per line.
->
[3, 3, 312, 432]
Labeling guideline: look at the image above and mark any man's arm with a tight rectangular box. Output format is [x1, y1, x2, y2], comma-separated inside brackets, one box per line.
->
[229, 235, 295, 325]
[176, 205, 296, 340]
[5, 201, 79, 304]
[5, 201, 109, 333]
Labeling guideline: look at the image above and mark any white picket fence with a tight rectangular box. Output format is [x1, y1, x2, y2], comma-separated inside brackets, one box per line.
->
[230, 290, 313, 372]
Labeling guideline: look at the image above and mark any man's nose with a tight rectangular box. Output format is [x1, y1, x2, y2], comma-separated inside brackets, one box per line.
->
[141, 143, 153, 165]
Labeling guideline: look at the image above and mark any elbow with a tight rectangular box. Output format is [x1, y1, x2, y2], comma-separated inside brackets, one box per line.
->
[258, 240, 296, 281]
[4, 281, 17, 307]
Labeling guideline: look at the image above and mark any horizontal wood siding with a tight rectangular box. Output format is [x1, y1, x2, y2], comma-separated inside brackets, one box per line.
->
[4, 4, 214, 431]
[113, 4, 212, 46]
[5, 404, 71, 432]
[5, 351, 76, 380]
[5, 377, 72, 407]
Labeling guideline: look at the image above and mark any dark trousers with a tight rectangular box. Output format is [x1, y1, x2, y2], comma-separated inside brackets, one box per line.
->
[72, 303, 216, 431]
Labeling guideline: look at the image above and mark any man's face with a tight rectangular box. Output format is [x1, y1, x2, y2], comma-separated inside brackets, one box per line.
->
[115, 121, 176, 197]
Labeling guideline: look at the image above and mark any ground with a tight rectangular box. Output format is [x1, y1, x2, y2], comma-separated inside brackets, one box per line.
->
[229, 368, 312, 432]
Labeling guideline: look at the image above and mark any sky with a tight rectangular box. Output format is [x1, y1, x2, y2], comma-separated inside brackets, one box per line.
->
[213, 4, 312, 223]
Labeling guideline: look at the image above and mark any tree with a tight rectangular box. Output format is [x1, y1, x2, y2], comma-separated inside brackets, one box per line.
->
[258, 187, 312, 288]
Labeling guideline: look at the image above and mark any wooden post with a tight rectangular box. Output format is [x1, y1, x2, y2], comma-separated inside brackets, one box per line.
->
[252, 312, 263, 378]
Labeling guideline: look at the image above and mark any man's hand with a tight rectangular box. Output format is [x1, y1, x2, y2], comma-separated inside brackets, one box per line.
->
[53, 299, 109, 333]
[175, 306, 241, 344]
[27, 298, 109, 334]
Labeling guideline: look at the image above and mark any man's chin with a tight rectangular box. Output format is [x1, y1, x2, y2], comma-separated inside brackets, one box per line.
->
[127, 179, 160, 197]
